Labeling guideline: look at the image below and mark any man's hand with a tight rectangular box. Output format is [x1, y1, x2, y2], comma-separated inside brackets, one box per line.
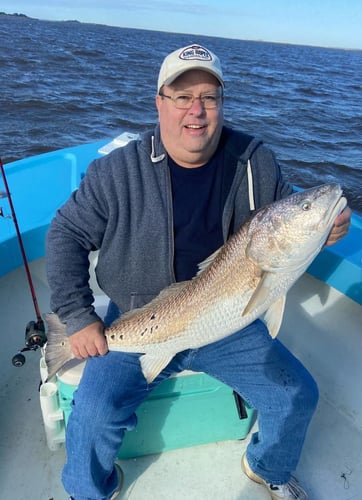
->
[69, 321, 108, 359]
[325, 206, 352, 246]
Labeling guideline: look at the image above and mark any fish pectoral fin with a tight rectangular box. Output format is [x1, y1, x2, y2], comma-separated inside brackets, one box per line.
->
[139, 353, 174, 384]
[242, 271, 273, 316]
[264, 295, 286, 338]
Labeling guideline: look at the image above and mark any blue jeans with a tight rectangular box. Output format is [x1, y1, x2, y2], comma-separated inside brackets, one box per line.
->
[62, 308, 318, 499]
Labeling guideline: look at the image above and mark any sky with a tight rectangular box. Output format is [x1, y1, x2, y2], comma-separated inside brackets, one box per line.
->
[2, 0, 362, 50]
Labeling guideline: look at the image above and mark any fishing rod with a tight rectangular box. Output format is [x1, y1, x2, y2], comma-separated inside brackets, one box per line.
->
[0, 157, 47, 367]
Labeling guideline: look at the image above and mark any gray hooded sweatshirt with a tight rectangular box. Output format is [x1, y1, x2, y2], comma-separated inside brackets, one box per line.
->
[46, 125, 292, 335]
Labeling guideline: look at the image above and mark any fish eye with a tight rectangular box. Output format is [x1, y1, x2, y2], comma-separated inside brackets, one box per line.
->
[301, 200, 311, 211]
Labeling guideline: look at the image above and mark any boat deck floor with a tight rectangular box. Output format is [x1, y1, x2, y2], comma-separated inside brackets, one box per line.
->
[1, 259, 361, 500]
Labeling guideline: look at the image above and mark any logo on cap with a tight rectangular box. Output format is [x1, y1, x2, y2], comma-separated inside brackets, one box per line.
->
[179, 45, 213, 62]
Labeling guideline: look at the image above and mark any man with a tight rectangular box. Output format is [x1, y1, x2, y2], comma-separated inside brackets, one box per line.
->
[46, 44, 351, 500]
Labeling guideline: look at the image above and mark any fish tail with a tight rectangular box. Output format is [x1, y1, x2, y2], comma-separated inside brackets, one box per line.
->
[43, 313, 73, 381]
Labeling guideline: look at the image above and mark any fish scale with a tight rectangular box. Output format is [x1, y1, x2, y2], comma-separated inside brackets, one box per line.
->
[44, 183, 347, 383]
[106, 237, 254, 347]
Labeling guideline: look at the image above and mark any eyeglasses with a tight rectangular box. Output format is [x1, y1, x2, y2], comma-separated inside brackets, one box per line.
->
[159, 92, 223, 109]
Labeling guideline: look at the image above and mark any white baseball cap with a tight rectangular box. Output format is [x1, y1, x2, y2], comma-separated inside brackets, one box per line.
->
[157, 44, 224, 92]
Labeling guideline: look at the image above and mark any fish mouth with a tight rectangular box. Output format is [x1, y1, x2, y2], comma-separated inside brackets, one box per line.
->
[320, 187, 347, 232]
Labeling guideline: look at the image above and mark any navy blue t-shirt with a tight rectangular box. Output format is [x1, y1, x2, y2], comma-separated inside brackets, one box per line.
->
[169, 150, 224, 282]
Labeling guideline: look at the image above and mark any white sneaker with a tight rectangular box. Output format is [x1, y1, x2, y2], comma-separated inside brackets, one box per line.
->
[242, 454, 308, 499]
[111, 463, 124, 500]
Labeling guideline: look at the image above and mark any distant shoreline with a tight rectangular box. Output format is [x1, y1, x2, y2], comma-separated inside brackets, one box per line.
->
[0, 12, 82, 23]
[0, 12, 32, 18]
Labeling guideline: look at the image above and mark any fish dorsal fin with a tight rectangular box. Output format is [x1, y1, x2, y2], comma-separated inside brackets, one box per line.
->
[264, 295, 286, 338]
[196, 248, 222, 275]
[139, 352, 174, 383]
[242, 271, 274, 316]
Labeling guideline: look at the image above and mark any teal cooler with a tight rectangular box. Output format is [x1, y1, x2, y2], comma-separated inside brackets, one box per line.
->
[57, 366, 255, 459]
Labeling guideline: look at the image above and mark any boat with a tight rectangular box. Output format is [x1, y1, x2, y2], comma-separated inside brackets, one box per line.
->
[0, 134, 361, 499]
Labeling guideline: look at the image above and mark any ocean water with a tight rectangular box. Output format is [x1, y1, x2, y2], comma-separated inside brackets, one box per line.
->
[1, 16, 361, 214]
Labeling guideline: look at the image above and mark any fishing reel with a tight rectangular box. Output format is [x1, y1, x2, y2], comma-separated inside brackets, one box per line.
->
[12, 319, 47, 367]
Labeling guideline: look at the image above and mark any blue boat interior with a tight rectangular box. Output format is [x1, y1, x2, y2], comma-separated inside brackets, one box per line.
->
[0, 140, 361, 499]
